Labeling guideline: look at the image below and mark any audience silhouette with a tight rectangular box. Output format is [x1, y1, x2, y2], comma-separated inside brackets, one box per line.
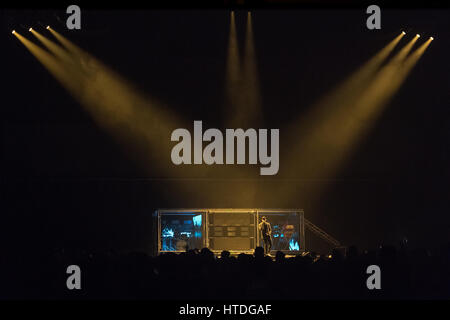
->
[1, 243, 449, 299]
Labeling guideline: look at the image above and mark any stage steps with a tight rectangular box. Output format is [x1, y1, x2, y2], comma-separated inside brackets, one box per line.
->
[304, 219, 341, 248]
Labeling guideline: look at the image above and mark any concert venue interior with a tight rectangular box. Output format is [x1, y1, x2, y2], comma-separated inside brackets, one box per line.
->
[1, 1, 450, 300]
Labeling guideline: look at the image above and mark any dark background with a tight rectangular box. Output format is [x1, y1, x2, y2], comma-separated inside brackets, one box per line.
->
[1, 6, 449, 260]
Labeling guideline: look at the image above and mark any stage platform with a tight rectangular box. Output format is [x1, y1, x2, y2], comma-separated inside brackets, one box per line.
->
[153, 208, 306, 256]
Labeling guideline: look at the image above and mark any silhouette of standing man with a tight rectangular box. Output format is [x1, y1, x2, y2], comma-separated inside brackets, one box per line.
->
[258, 216, 272, 255]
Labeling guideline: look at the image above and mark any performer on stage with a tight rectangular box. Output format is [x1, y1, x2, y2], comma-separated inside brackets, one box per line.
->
[258, 216, 272, 255]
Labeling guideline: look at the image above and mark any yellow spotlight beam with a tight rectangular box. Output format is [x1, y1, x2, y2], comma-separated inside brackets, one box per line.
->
[350, 36, 431, 126]
[316, 37, 433, 179]
[47, 26, 84, 57]
[211, 12, 268, 183]
[273, 33, 424, 204]
[17, 29, 265, 208]
[225, 11, 243, 126]
[280, 32, 405, 165]
[391, 34, 419, 63]
[281, 32, 406, 153]
[18, 29, 190, 178]
[350, 32, 407, 85]
[239, 11, 263, 127]
[343, 35, 422, 122]
[402, 37, 433, 73]
[227, 11, 262, 127]
[13, 32, 77, 95]
[25, 28, 255, 192]
[30, 29, 75, 64]
[327, 32, 406, 99]
[226, 11, 264, 199]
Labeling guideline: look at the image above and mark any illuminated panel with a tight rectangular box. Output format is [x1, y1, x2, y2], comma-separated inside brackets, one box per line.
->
[259, 212, 301, 252]
[160, 212, 204, 251]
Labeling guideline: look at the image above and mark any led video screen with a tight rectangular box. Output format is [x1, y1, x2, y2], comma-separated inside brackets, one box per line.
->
[259, 212, 301, 251]
[160, 212, 204, 251]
